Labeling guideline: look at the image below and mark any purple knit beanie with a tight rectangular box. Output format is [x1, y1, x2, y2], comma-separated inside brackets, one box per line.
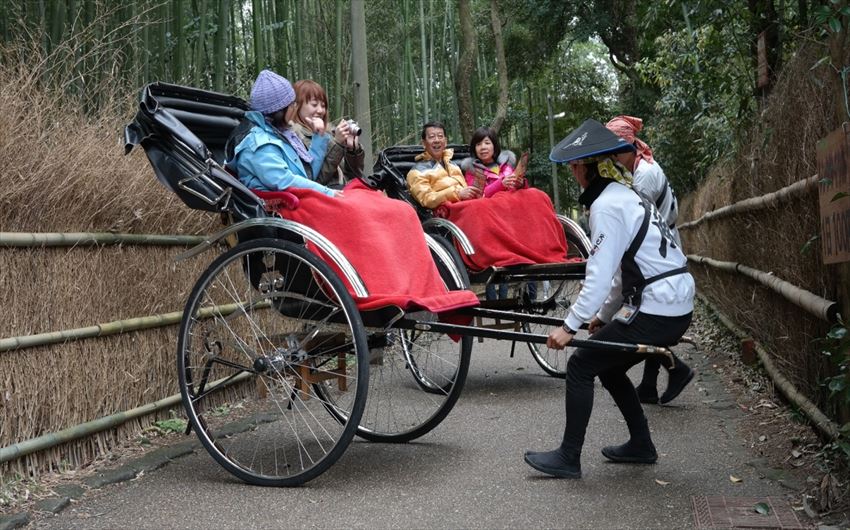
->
[250, 70, 295, 114]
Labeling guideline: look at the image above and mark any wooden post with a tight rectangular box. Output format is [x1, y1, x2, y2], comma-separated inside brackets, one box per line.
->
[740, 337, 757, 366]
[546, 92, 560, 212]
[350, 0, 373, 169]
[827, 16, 850, 423]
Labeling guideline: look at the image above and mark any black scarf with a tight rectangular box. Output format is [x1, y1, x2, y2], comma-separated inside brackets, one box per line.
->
[578, 177, 614, 209]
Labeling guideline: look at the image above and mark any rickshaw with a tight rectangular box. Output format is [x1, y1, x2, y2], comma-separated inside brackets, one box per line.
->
[368, 145, 592, 379]
[124, 82, 673, 487]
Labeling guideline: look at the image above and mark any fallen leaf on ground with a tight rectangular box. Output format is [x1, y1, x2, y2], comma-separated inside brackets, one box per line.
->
[754, 502, 771, 515]
[655, 479, 670, 486]
[730, 475, 743, 483]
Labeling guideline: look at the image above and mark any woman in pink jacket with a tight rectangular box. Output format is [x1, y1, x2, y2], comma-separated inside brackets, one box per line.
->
[461, 126, 529, 301]
[462, 127, 526, 198]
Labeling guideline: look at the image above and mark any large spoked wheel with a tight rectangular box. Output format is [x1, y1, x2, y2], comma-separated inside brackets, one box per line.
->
[524, 218, 591, 378]
[324, 233, 472, 443]
[177, 238, 369, 487]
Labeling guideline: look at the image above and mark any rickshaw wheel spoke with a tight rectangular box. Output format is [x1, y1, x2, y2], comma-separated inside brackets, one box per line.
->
[178, 238, 369, 486]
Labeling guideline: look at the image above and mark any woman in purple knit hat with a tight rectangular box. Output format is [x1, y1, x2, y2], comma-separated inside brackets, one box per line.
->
[225, 69, 343, 197]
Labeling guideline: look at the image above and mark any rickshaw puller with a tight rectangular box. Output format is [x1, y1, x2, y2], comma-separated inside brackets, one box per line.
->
[524, 119, 695, 479]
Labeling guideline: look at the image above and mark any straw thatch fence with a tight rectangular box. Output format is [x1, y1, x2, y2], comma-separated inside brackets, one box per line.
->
[678, 42, 846, 428]
[0, 59, 227, 477]
[0, 236, 218, 477]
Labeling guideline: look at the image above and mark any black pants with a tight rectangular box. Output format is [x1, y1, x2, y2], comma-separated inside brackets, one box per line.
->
[560, 311, 692, 454]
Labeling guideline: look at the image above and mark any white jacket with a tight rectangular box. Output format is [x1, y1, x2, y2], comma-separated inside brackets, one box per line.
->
[564, 180, 694, 332]
[632, 158, 681, 246]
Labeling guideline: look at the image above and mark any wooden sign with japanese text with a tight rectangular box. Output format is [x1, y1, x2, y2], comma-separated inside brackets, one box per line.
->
[817, 126, 850, 265]
[757, 32, 769, 89]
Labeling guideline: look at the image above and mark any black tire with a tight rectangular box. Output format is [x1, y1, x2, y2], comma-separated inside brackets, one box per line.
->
[525, 220, 591, 378]
[319, 233, 472, 443]
[177, 238, 369, 486]
[405, 234, 471, 394]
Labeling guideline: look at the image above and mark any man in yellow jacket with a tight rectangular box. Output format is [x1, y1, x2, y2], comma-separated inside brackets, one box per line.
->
[407, 121, 482, 209]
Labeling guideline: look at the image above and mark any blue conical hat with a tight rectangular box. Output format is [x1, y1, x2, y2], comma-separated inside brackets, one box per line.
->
[550, 118, 635, 163]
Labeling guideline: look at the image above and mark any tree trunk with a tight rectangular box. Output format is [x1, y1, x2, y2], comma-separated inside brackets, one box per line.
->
[419, 0, 430, 120]
[350, 0, 373, 168]
[454, 0, 476, 141]
[797, 0, 807, 28]
[213, 0, 228, 91]
[748, 0, 781, 100]
[546, 93, 560, 211]
[252, 0, 265, 73]
[173, 0, 184, 82]
[194, 0, 208, 86]
[158, 1, 168, 81]
[335, 0, 343, 116]
[404, 0, 418, 128]
[489, 0, 508, 134]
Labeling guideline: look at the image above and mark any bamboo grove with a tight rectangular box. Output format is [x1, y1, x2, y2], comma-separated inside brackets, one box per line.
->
[1, 1, 843, 203]
[1, 2, 540, 148]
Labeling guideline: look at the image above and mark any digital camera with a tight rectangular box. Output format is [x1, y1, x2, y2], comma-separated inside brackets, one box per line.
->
[345, 119, 363, 136]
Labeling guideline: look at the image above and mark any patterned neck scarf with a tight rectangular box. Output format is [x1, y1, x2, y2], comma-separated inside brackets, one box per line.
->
[579, 156, 633, 187]
[267, 117, 313, 164]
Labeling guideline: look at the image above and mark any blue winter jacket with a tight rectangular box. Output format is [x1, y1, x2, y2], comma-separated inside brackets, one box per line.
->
[231, 111, 334, 196]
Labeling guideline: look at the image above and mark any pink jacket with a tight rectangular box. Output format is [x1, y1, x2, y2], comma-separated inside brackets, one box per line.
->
[460, 151, 527, 198]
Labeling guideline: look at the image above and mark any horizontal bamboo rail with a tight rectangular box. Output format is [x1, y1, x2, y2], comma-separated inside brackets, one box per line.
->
[688, 254, 839, 323]
[698, 294, 842, 441]
[0, 232, 207, 247]
[0, 372, 252, 464]
[0, 302, 255, 353]
[679, 175, 819, 230]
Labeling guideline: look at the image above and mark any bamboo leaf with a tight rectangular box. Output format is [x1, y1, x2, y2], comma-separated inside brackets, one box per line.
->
[828, 17, 842, 33]
[810, 55, 830, 70]
[800, 234, 819, 255]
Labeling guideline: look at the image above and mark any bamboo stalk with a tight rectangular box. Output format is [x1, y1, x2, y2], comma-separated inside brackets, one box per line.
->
[0, 302, 266, 353]
[679, 175, 818, 230]
[0, 372, 252, 464]
[698, 294, 842, 441]
[0, 232, 207, 247]
[688, 254, 839, 323]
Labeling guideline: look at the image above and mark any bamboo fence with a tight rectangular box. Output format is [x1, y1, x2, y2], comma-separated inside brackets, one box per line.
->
[678, 175, 819, 230]
[699, 295, 842, 441]
[688, 255, 838, 323]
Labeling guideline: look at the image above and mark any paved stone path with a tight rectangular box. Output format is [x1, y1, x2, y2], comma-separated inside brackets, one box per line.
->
[17, 337, 805, 529]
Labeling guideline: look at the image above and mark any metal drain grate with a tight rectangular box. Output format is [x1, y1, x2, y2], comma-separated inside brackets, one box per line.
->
[692, 496, 806, 529]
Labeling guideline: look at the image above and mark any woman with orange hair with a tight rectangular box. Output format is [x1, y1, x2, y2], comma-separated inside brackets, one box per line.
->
[288, 79, 364, 187]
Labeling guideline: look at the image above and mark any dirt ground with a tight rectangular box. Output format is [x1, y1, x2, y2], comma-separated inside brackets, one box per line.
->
[687, 301, 849, 527]
[2, 299, 848, 527]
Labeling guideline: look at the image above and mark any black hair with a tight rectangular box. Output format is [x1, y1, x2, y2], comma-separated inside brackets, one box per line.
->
[267, 105, 290, 127]
[421, 121, 447, 139]
[469, 126, 501, 162]
[585, 162, 601, 181]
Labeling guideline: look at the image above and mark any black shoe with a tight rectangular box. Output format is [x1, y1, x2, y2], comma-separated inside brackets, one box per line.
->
[601, 440, 657, 464]
[635, 383, 659, 404]
[523, 448, 582, 478]
[659, 365, 695, 404]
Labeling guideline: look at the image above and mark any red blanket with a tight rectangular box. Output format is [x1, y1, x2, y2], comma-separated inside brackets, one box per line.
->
[256, 180, 479, 313]
[437, 188, 569, 272]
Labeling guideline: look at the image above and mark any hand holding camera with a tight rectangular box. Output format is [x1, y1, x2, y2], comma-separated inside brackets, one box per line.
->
[332, 118, 363, 150]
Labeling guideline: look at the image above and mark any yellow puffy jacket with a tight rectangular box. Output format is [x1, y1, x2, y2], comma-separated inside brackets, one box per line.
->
[406, 149, 467, 209]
